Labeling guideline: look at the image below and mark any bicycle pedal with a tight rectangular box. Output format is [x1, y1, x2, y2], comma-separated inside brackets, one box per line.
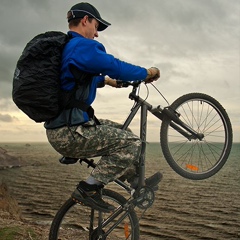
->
[72, 197, 77, 202]
[72, 197, 81, 204]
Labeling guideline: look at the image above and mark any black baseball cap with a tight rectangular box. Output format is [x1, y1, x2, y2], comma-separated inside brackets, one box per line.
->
[67, 2, 111, 31]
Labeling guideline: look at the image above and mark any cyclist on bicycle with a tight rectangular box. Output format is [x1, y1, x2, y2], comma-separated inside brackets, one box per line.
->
[45, 2, 161, 212]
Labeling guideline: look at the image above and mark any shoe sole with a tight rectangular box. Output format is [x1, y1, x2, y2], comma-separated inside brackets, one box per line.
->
[72, 192, 115, 213]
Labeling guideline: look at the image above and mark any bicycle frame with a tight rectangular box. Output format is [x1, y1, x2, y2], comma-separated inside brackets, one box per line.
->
[119, 84, 204, 191]
[80, 82, 205, 193]
[90, 85, 181, 238]
[52, 81, 232, 240]
[121, 88, 152, 189]
[78, 83, 204, 195]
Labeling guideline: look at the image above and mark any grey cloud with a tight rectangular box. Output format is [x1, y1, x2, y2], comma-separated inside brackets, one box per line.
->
[0, 0, 238, 142]
[0, 47, 18, 82]
[0, 113, 18, 122]
[0, 83, 12, 99]
[160, 62, 190, 82]
[0, 0, 68, 47]
[0, 98, 16, 111]
[24, 0, 51, 10]
[0, 0, 239, 102]
[111, 0, 240, 57]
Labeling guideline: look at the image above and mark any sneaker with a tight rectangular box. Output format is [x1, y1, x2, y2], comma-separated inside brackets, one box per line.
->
[71, 181, 115, 213]
[129, 172, 163, 190]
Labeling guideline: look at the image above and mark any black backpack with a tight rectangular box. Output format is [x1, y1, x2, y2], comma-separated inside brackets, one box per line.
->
[12, 31, 98, 124]
[12, 31, 69, 122]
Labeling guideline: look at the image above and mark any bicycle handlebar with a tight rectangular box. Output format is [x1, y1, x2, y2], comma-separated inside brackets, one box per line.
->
[117, 80, 144, 88]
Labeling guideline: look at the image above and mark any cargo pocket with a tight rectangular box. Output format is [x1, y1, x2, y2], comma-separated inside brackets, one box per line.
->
[75, 125, 96, 139]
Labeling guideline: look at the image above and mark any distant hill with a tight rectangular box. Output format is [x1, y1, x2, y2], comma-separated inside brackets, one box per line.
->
[0, 147, 21, 169]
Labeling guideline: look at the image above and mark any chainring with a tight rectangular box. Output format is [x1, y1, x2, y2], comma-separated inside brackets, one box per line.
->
[134, 186, 155, 209]
[91, 229, 106, 240]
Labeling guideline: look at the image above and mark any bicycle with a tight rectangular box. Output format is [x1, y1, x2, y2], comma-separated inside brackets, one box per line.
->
[49, 80, 232, 240]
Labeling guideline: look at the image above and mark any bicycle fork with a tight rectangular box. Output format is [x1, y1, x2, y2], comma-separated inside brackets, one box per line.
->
[151, 105, 204, 141]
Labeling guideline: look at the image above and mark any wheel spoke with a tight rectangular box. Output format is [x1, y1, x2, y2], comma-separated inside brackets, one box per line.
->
[160, 93, 232, 180]
[49, 190, 139, 240]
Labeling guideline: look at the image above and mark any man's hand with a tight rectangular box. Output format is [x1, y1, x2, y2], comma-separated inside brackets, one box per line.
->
[145, 67, 160, 83]
[105, 77, 118, 87]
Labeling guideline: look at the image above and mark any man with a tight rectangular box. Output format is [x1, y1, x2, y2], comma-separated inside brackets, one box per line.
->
[45, 2, 161, 212]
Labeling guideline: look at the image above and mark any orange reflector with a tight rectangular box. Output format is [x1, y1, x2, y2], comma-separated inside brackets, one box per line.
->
[186, 164, 199, 171]
[124, 222, 130, 238]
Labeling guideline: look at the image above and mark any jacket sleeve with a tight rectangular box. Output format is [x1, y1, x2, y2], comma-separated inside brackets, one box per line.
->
[71, 40, 147, 81]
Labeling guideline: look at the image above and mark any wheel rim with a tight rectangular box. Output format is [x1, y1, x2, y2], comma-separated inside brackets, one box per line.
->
[53, 191, 138, 239]
[164, 97, 231, 178]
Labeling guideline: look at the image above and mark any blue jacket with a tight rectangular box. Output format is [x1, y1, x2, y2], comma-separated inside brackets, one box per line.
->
[44, 31, 147, 129]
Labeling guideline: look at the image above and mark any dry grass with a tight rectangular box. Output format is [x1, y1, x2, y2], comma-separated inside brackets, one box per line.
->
[0, 183, 49, 240]
[0, 218, 49, 240]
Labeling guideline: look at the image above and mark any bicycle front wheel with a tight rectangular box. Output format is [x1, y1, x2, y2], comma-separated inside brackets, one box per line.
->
[160, 93, 232, 180]
[49, 189, 139, 240]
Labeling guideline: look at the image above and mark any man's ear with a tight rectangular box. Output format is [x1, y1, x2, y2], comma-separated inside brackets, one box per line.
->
[82, 15, 89, 27]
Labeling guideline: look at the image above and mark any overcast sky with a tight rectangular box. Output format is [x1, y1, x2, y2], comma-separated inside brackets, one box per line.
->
[0, 0, 239, 142]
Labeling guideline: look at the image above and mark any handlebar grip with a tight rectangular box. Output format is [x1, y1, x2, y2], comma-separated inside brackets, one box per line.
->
[116, 80, 143, 88]
[122, 82, 130, 87]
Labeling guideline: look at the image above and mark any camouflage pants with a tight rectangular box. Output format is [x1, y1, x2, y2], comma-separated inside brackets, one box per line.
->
[46, 119, 142, 184]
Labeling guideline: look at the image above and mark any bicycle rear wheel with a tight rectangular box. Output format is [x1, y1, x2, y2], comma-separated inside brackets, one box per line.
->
[160, 93, 232, 180]
[49, 189, 139, 240]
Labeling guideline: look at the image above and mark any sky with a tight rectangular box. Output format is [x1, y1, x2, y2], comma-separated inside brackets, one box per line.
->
[0, 0, 239, 142]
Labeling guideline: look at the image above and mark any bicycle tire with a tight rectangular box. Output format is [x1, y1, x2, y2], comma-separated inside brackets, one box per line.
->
[49, 189, 140, 240]
[160, 93, 232, 180]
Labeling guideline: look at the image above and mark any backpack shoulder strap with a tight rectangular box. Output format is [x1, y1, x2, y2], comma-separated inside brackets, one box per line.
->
[69, 64, 100, 124]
